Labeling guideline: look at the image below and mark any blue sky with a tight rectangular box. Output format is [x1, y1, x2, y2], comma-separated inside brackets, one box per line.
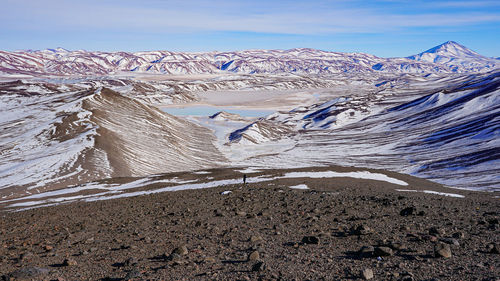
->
[1, 0, 499, 57]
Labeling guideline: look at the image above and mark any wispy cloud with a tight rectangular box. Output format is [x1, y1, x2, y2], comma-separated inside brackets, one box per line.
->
[3, 0, 500, 35]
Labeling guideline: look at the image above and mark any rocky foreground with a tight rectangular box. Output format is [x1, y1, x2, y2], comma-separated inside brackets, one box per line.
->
[0, 167, 499, 280]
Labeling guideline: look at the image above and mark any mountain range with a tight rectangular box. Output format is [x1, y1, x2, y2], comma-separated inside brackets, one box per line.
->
[0, 41, 497, 77]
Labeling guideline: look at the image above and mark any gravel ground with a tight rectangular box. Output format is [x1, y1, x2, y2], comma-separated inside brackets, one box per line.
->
[1, 167, 498, 280]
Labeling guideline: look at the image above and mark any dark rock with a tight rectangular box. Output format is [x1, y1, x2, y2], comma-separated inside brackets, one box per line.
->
[452, 232, 464, 239]
[361, 268, 374, 280]
[125, 257, 138, 266]
[351, 224, 373, 235]
[169, 253, 182, 262]
[374, 247, 393, 257]
[301, 236, 319, 244]
[434, 243, 452, 258]
[429, 226, 445, 236]
[359, 246, 375, 258]
[252, 261, 266, 272]
[172, 245, 188, 256]
[4, 267, 50, 280]
[487, 243, 499, 254]
[400, 207, 416, 216]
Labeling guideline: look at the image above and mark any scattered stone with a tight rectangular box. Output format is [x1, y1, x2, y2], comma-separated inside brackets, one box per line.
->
[250, 235, 263, 243]
[452, 232, 464, 239]
[248, 250, 260, 261]
[4, 267, 50, 280]
[169, 253, 182, 262]
[236, 211, 247, 217]
[374, 247, 393, 257]
[400, 207, 416, 216]
[359, 246, 375, 258]
[63, 258, 78, 266]
[434, 243, 452, 258]
[390, 242, 406, 251]
[172, 245, 188, 256]
[361, 268, 374, 280]
[301, 236, 320, 244]
[44, 245, 53, 251]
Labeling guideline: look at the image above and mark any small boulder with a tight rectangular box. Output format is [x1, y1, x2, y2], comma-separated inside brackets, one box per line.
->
[63, 258, 77, 266]
[434, 243, 452, 258]
[400, 207, 416, 216]
[172, 245, 188, 256]
[361, 268, 374, 280]
[359, 246, 375, 258]
[248, 251, 260, 261]
[250, 235, 263, 243]
[374, 247, 393, 257]
[301, 236, 320, 244]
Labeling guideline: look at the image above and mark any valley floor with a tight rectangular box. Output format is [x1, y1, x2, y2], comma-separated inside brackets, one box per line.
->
[1, 166, 498, 280]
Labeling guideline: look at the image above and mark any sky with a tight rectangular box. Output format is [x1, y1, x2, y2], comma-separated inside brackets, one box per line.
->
[1, 0, 499, 57]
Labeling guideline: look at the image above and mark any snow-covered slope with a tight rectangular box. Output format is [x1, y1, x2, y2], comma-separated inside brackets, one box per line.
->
[0, 83, 225, 199]
[0, 42, 497, 77]
[226, 71, 500, 190]
[407, 41, 497, 72]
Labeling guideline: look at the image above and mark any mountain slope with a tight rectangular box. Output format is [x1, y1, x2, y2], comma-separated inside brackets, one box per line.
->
[407, 41, 497, 72]
[226, 71, 500, 190]
[0, 42, 497, 77]
[0, 84, 225, 199]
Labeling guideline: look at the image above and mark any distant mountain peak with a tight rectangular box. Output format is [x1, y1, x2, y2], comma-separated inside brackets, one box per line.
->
[423, 41, 479, 56]
[406, 41, 496, 70]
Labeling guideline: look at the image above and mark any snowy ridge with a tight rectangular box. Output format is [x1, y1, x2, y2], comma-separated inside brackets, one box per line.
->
[0, 84, 225, 199]
[227, 71, 500, 190]
[407, 41, 497, 72]
[0, 42, 497, 77]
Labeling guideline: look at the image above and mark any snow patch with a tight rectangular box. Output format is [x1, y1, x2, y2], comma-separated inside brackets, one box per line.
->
[289, 184, 309, 190]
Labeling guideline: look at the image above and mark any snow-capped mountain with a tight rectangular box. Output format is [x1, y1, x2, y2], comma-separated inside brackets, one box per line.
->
[407, 41, 497, 72]
[0, 42, 497, 77]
